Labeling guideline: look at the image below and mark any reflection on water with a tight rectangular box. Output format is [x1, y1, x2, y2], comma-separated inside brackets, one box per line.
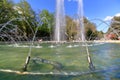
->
[90, 43, 120, 80]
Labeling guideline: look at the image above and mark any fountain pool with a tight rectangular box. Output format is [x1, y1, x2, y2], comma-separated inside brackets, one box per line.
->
[0, 42, 120, 80]
[0, 0, 120, 80]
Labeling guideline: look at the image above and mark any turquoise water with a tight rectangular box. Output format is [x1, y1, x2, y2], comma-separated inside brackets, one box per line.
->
[0, 42, 120, 80]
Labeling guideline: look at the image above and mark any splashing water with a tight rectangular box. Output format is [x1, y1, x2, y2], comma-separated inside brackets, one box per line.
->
[54, 0, 66, 42]
[78, 0, 85, 41]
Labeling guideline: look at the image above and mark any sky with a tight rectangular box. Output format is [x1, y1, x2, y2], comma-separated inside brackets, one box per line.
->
[14, 0, 120, 32]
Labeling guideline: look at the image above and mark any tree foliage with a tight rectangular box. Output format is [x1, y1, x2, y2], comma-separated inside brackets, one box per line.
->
[66, 16, 77, 41]
[0, 0, 105, 41]
[15, 0, 37, 39]
[107, 16, 120, 40]
[84, 17, 104, 40]
[0, 0, 37, 41]
[36, 10, 54, 40]
[0, 0, 15, 23]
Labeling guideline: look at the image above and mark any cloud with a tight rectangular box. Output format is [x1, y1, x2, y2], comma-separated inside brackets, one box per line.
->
[68, 0, 78, 2]
[104, 16, 113, 21]
[115, 13, 120, 17]
[104, 13, 120, 21]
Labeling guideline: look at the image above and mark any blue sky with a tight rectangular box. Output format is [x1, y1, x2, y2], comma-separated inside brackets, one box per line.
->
[14, 0, 120, 19]
[14, 0, 120, 32]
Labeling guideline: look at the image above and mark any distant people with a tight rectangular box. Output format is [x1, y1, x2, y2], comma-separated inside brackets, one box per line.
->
[118, 37, 120, 40]
[38, 39, 42, 42]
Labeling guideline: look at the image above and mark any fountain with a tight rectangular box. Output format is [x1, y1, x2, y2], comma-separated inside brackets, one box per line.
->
[21, 0, 95, 72]
[78, 0, 85, 41]
[0, 0, 120, 80]
[54, 0, 66, 42]
[77, 0, 95, 70]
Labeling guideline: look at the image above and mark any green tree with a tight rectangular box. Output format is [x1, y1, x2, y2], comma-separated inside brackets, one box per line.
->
[0, 0, 38, 41]
[0, 0, 19, 41]
[66, 16, 77, 41]
[37, 10, 54, 40]
[84, 17, 103, 40]
[0, 0, 16, 23]
[15, 0, 37, 39]
[107, 16, 120, 40]
[97, 31, 104, 39]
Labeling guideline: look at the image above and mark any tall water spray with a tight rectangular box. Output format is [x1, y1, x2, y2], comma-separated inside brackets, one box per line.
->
[78, 0, 85, 41]
[54, 0, 66, 42]
[78, 0, 95, 70]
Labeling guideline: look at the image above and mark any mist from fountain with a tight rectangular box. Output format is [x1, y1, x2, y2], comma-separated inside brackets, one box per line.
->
[54, 0, 66, 42]
[77, 0, 95, 71]
[78, 0, 85, 41]
[0, 18, 35, 43]
[23, 16, 55, 71]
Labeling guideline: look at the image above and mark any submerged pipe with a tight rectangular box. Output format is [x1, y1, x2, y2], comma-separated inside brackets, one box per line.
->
[22, 16, 45, 71]
[85, 42, 95, 71]
[87, 55, 95, 71]
[23, 56, 31, 71]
